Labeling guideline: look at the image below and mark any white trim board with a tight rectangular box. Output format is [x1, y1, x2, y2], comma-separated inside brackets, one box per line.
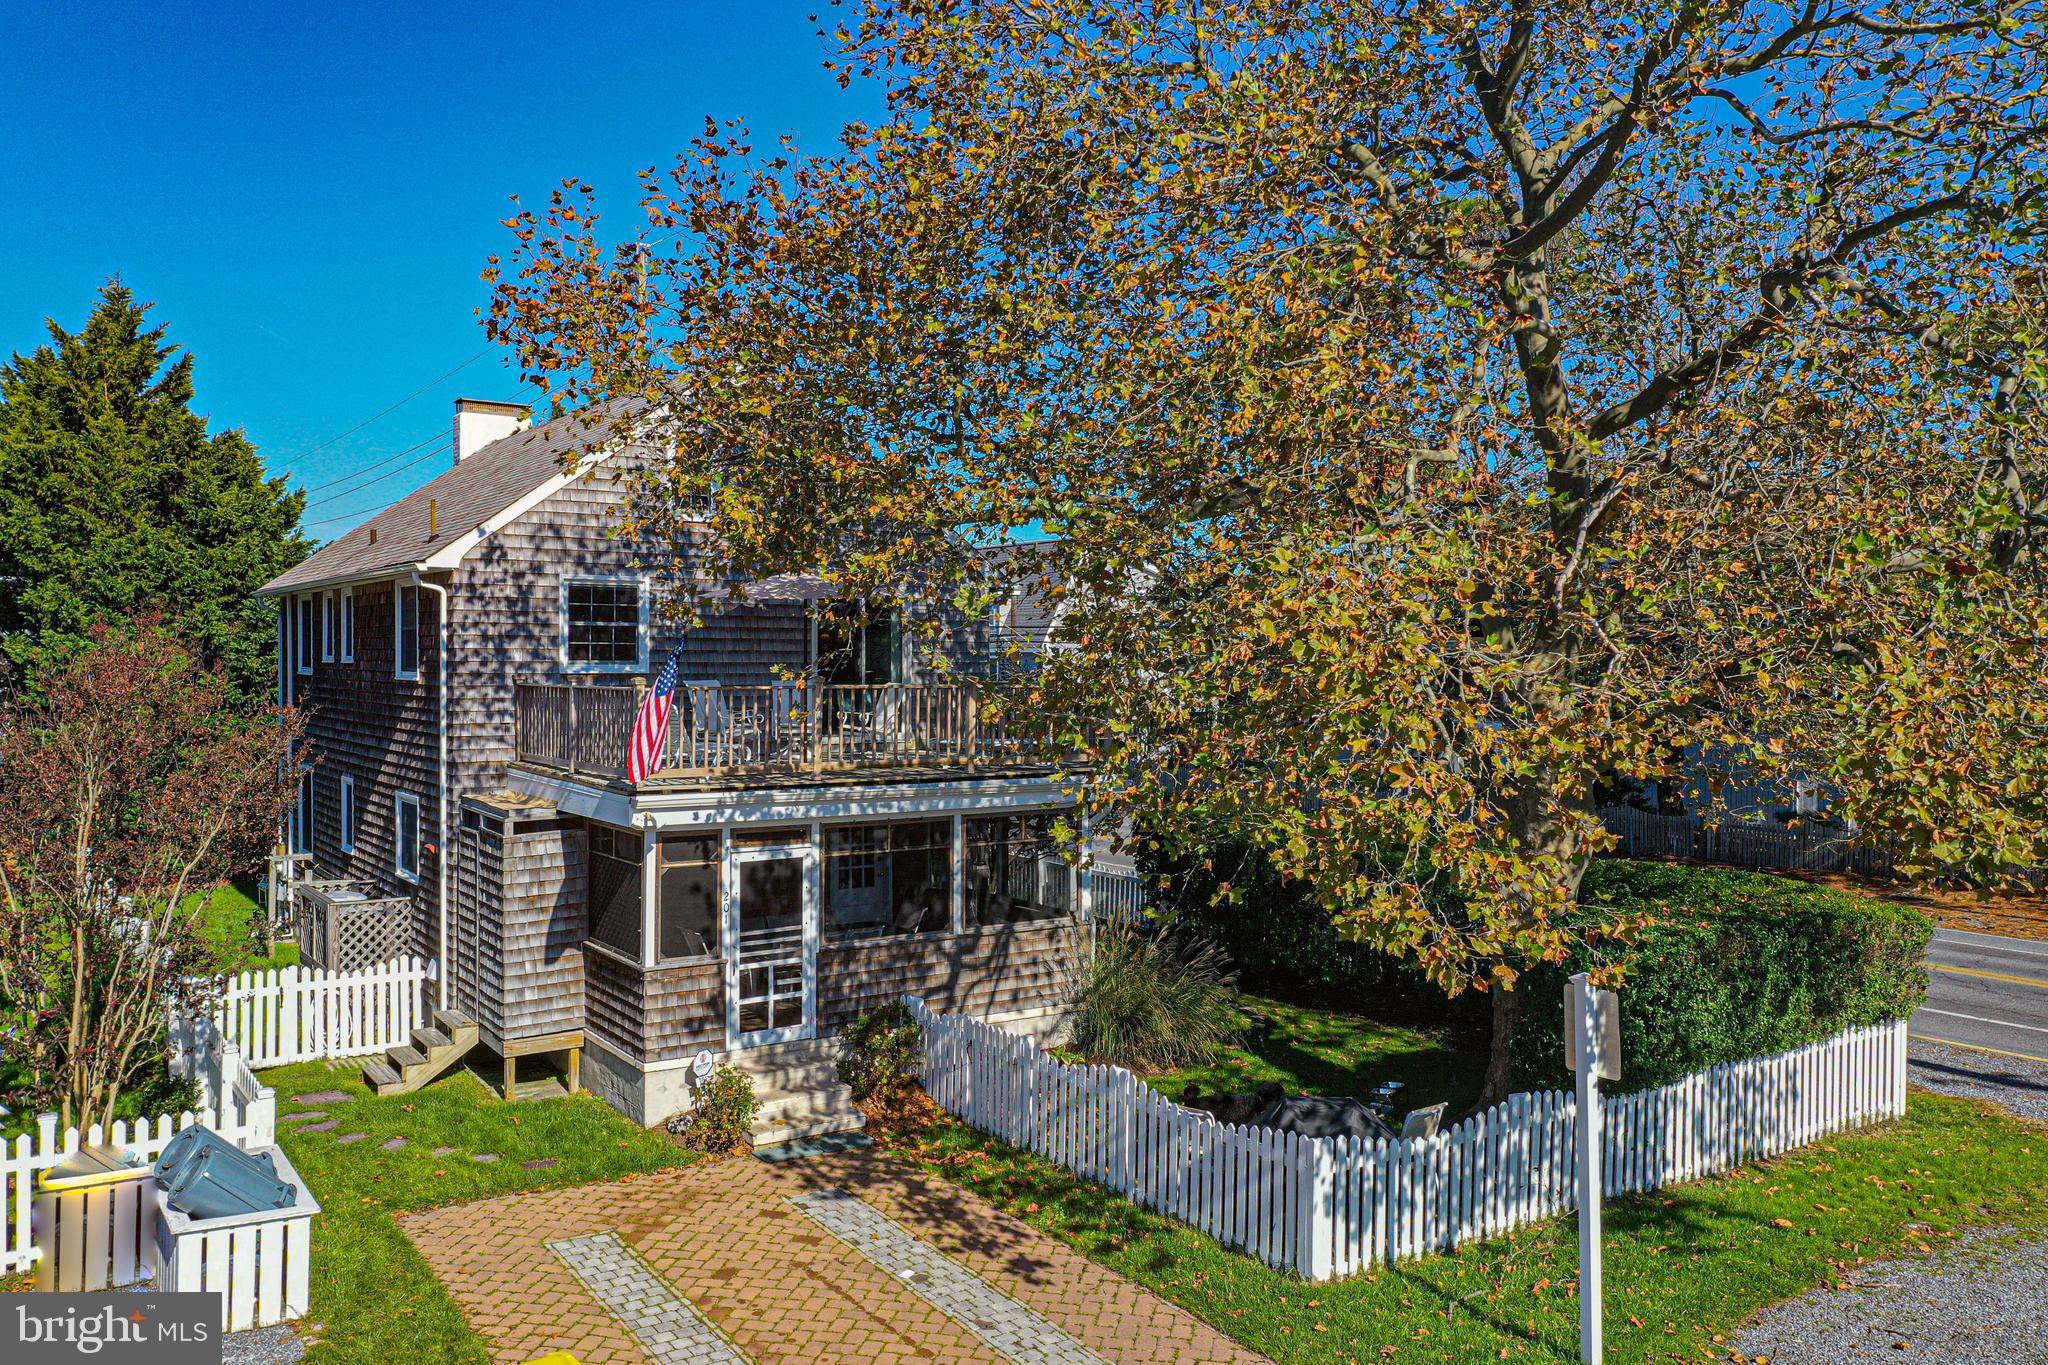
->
[505, 768, 1080, 830]
[418, 450, 618, 572]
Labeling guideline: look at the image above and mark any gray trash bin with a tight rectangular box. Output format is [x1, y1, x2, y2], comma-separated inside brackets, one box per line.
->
[156, 1125, 274, 1190]
[154, 1129, 294, 1220]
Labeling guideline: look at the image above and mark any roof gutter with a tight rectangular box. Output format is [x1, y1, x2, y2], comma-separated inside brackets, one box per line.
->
[412, 570, 452, 1010]
[254, 564, 429, 600]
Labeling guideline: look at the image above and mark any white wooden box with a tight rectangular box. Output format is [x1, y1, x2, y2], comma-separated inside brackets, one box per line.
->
[150, 1143, 320, 1332]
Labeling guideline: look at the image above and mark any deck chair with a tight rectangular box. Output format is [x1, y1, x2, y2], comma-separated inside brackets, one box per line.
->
[1400, 1102, 1448, 1139]
[768, 679, 806, 762]
[682, 681, 731, 766]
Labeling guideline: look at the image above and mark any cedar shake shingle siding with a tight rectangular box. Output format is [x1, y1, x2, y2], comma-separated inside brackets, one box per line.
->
[819, 923, 1082, 1029]
[446, 472, 812, 794]
[263, 409, 1082, 1127]
[287, 579, 445, 960]
[452, 815, 588, 1044]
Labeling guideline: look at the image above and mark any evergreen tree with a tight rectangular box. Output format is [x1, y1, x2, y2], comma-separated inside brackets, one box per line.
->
[0, 282, 309, 704]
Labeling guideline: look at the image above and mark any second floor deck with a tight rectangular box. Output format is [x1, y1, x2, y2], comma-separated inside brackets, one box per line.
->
[513, 679, 1051, 787]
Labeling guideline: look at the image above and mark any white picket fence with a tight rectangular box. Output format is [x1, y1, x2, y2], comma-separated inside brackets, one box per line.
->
[213, 955, 433, 1067]
[909, 999, 1908, 1281]
[1, 1019, 277, 1281]
[1, 957, 424, 1293]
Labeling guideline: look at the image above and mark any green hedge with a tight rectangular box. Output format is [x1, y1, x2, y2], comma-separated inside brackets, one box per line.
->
[1512, 861, 1932, 1093]
[1149, 841, 1473, 1025]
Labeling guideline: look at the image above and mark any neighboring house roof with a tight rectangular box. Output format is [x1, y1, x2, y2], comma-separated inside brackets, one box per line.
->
[259, 405, 638, 597]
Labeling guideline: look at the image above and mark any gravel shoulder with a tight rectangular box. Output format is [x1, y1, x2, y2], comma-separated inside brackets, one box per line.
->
[1732, 1228, 2048, 1363]
[1908, 1038, 2048, 1126]
[1731, 1044, 2048, 1363]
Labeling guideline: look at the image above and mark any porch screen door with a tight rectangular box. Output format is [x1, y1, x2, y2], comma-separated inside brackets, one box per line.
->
[727, 844, 818, 1047]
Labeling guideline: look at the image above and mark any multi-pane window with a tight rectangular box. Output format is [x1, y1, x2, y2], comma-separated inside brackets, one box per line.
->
[295, 595, 314, 675]
[586, 823, 644, 957]
[291, 770, 314, 854]
[395, 582, 420, 680]
[394, 792, 421, 882]
[658, 834, 721, 960]
[826, 820, 952, 938]
[563, 578, 644, 670]
[965, 812, 1074, 928]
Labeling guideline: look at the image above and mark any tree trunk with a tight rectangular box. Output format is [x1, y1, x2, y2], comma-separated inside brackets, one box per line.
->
[1470, 776, 1594, 1114]
[1476, 984, 1521, 1114]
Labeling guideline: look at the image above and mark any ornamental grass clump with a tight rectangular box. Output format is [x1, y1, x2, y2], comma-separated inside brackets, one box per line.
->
[1067, 922, 1245, 1072]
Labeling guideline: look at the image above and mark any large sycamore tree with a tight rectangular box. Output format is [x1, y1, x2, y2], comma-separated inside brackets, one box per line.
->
[493, 1, 2048, 1103]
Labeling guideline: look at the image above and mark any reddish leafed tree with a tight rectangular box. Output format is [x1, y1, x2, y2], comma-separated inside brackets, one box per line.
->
[0, 616, 301, 1129]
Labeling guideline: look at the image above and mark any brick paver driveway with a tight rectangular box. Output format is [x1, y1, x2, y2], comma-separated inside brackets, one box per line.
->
[402, 1147, 1266, 1365]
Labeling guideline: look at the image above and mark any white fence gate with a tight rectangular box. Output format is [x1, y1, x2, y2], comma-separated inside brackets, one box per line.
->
[909, 999, 1908, 1281]
[213, 956, 433, 1067]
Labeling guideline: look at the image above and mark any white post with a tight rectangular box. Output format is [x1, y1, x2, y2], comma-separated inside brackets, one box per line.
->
[1570, 971, 1605, 1365]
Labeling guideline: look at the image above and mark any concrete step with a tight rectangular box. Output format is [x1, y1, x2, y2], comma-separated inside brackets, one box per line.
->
[750, 1106, 866, 1148]
[754, 1083, 857, 1125]
[741, 1059, 845, 1095]
[727, 1039, 848, 1093]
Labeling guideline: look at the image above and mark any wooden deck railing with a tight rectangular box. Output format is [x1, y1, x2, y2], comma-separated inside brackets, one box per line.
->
[513, 680, 1039, 781]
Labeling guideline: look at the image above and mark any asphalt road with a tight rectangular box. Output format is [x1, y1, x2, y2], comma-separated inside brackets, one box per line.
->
[1911, 927, 2048, 1064]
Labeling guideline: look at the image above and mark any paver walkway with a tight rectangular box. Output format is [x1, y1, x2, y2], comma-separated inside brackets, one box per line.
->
[551, 1233, 747, 1365]
[402, 1148, 1264, 1365]
[792, 1189, 1099, 1365]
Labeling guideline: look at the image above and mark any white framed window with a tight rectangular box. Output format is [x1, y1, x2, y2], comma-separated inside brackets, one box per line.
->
[339, 586, 355, 663]
[394, 791, 421, 883]
[320, 591, 335, 662]
[560, 576, 649, 673]
[666, 442, 718, 520]
[276, 607, 289, 705]
[295, 595, 314, 675]
[291, 769, 314, 855]
[339, 774, 357, 853]
[394, 581, 421, 681]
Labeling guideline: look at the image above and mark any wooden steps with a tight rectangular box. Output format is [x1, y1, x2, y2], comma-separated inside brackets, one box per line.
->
[362, 1008, 480, 1097]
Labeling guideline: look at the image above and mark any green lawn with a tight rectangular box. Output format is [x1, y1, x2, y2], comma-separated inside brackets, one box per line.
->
[266, 1059, 686, 1364]
[883, 1093, 2048, 1361]
[1147, 994, 1491, 1118]
[193, 879, 297, 973]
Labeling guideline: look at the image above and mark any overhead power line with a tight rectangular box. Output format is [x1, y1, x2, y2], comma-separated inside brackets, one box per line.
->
[300, 444, 450, 524]
[281, 344, 497, 470]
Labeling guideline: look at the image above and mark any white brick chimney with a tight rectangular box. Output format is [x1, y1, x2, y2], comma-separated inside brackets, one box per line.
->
[452, 397, 532, 464]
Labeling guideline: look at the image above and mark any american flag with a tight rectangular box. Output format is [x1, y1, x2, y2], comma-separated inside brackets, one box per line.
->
[628, 644, 687, 782]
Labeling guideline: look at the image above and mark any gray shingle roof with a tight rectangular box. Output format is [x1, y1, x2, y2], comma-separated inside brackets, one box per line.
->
[260, 405, 635, 596]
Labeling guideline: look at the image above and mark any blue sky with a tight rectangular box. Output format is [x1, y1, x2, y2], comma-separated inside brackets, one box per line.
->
[0, 1, 874, 539]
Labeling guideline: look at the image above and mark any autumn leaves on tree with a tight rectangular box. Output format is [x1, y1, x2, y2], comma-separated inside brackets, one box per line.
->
[489, 1, 2048, 1105]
